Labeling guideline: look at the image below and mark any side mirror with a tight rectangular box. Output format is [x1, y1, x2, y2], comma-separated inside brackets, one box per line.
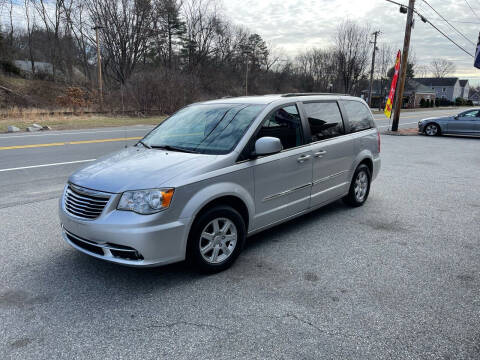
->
[253, 137, 283, 157]
[454, 115, 459, 120]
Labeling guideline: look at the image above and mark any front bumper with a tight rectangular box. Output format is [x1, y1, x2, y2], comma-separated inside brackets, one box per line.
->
[59, 192, 191, 267]
[418, 122, 426, 133]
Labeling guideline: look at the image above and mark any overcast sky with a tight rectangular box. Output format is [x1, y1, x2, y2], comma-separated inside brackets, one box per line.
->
[221, 0, 480, 85]
[3, 0, 480, 85]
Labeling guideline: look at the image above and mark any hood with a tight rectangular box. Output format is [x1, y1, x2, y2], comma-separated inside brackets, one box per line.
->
[69, 147, 217, 193]
[420, 116, 451, 123]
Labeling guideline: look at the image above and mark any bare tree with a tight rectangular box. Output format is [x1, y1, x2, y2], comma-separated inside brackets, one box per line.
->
[415, 64, 429, 78]
[334, 20, 370, 94]
[62, 0, 96, 81]
[182, 0, 221, 70]
[24, 0, 36, 75]
[87, 0, 153, 84]
[430, 59, 456, 78]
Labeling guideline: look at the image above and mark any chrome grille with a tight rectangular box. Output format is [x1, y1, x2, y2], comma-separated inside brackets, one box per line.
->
[64, 184, 110, 220]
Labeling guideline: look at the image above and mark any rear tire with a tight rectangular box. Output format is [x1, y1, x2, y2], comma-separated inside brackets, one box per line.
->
[187, 206, 246, 273]
[424, 123, 440, 136]
[343, 164, 371, 207]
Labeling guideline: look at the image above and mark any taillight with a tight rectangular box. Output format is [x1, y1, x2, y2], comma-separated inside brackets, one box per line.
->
[377, 129, 381, 153]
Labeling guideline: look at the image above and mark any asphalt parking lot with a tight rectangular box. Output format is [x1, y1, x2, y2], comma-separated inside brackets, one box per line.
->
[1, 133, 479, 359]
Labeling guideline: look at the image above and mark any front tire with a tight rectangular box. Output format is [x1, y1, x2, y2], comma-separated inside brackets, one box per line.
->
[424, 123, 440, 136]
[187, 206, 246, 273]
[343, 164, 371, 207]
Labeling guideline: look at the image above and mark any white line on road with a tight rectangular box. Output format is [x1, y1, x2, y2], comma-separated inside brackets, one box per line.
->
[378, 121, 419, 129]
[0, 159, 96, 172]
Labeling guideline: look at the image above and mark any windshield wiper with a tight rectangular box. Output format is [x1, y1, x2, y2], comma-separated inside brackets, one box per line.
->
[137, 140, 151, 149]
[150, 145, 197, 153]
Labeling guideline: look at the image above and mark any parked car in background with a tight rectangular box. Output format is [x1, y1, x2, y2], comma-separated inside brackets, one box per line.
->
[59, 94, 381, 272]
[419, 109, 480, 136]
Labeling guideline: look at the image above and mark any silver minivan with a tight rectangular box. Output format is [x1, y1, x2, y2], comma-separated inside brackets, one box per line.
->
[59, 94, 381, 272]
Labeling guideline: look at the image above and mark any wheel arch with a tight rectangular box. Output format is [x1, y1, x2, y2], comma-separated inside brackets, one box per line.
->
[179, 182, 254, 235]
[424, 121, 442, 135]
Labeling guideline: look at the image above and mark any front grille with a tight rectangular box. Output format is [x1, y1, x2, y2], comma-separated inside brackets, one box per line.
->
[64, 230, 143, 261]
[64, 184, 110, 220]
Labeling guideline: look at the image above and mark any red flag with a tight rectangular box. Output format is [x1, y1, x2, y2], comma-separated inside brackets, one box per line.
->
[384, 50, 401, 118]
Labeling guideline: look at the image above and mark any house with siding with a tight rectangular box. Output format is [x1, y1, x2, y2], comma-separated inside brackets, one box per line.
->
[362, 79, 435, 108]
[415, 78, 469, 102]
[459, 80, 470, 99]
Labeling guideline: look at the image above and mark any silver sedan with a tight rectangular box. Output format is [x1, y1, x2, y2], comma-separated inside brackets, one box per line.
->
[418, 109, 480, 136]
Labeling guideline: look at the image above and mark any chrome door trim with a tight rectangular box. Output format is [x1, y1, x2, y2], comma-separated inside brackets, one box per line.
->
[312, 170, 349, 185]
[262, 183, 312, 202]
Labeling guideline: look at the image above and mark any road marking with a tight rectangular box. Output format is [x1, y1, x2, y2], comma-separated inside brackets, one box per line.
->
[0, 159, 96, 172]
[378, 121, 418, 129]
[0, 127, 154, 139]
[0, 136, 142, 151]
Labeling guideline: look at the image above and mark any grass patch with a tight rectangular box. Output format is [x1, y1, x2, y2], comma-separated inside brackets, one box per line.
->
[0, 111, 166, 133]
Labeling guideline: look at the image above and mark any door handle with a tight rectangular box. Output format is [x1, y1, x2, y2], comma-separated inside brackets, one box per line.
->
[297, 154, 312, 163]
[314, 150, 327, 158]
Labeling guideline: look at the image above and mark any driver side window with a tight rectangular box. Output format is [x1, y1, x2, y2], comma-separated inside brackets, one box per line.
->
[256, 105, 304, 150]
[460, 110, 479, 118]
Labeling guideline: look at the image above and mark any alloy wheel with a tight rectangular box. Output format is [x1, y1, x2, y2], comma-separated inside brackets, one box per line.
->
[199, 218, 238, 264]
[425, 124, 438, 136]
[354, 170, 369, 202]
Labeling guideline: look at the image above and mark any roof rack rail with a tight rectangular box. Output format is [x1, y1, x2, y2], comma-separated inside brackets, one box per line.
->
[281, 93, 349, 97]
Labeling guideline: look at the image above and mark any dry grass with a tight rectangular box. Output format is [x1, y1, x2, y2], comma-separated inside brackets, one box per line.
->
[0, 108, 166, 133]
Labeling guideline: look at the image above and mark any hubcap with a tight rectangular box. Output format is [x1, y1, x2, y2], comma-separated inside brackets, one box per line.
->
[425, 124, 437, 136]
[199, 218, 237, 264]
[354, 170, 369, 202]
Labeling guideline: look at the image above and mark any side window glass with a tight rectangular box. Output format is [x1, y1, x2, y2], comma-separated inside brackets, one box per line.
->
[257, 105, 304, 150]
[303, 102, 344, 141]
[461, 111, 477, 117]
[342, 100, 374, 133]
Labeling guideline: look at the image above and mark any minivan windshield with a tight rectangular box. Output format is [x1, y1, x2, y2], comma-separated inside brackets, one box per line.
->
[142, 104, 265, 154]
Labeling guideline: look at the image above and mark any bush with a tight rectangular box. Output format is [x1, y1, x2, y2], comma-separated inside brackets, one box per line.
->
[420, 98, 426, 108]
[466, 100, 473, 106]
[0, 60, 21, 76]
[455, 97, 466, 106]
[56, 87, 92, 111]
[430, 99, 434, 107]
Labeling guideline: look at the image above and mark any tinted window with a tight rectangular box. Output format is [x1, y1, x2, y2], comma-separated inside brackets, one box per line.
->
[303, 102, 344, 141]
[143, 104, 264, 154]
[342, 101, 374, 133]
[459, 110, 479, 117]
[256, 105, 304, 150]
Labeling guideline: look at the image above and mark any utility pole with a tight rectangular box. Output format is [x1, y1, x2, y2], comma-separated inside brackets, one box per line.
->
[392, 0, 415, 131]
[92, 25, 104, 110]
[244, 52, 250, 96]
[368, 31, 380, 108]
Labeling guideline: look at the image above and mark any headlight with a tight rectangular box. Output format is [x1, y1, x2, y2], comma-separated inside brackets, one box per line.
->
[117, 188, 174, 214]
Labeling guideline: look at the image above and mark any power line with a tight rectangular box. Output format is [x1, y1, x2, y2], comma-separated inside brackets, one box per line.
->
[384, 0, 475, 58]
[464, 0, 480, 21]
[422, 0, 475, 46]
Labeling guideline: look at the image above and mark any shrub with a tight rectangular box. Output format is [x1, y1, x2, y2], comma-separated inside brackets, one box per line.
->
[455, 97, 465, 106]
[466, 100, 473, 106]
[420, 98, 426, 108]
[56, 87, 92, 111]
[0, 60, 21, 76]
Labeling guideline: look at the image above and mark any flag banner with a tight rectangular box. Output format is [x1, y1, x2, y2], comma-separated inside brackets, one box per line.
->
[475, 41, 480, 69]
[384, 50, 401, 118]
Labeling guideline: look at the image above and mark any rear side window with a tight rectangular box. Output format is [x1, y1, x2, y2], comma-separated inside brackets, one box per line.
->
[342, 100, 374, 133]
[303, 102, 344, 141]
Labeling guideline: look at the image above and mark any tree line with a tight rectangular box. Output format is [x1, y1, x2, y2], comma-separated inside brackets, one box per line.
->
[0, 0, 459, 112]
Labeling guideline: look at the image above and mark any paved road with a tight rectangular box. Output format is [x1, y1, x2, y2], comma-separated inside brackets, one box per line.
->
[1, 108, 480, 359]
